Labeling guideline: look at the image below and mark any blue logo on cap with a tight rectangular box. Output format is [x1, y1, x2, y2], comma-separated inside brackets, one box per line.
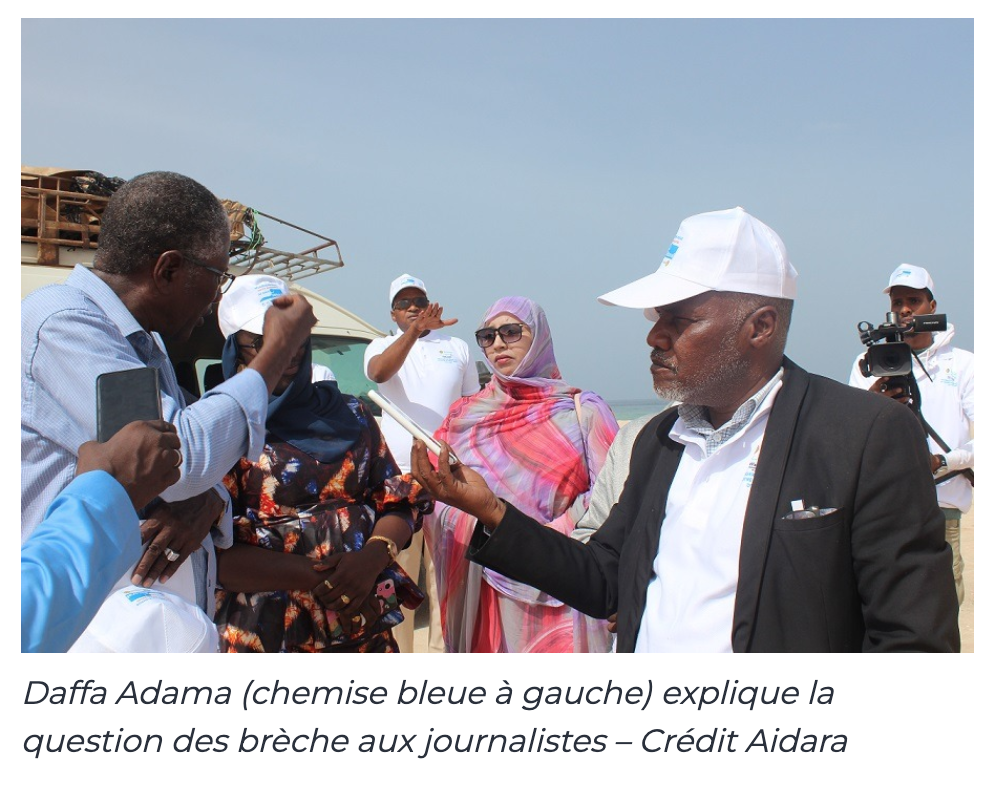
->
[667, 238, 681, 259]
[256, 284, 285, 305]
[123, 588, 159, 605]
[662, 234, 683, 266]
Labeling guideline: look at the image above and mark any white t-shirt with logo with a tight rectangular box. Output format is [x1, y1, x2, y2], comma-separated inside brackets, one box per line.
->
[849, 324, 974, 512]
[364, 329, 481, 472]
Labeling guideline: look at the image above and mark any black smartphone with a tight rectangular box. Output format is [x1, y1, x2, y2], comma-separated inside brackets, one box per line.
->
[95, 368, 163, 443]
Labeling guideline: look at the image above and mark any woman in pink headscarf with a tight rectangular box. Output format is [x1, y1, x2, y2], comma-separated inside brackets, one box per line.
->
[428, 296, 619, 653]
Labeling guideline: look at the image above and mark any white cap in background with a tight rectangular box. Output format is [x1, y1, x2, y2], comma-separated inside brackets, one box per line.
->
[884, 264, 935, 295]
[388, 274, 427, 306]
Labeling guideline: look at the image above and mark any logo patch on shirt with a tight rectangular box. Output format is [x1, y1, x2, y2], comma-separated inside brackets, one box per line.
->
[437, 350, 457, 363]
[741, 440, 763, 489]
[940, 368, 959, 387]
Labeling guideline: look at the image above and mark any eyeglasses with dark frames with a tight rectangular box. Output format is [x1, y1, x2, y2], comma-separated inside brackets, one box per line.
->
[474, 323, 525, 349]
[236, 336, 265, 353]
[185, 256, 236, 293]
[392, 295, 430, 311]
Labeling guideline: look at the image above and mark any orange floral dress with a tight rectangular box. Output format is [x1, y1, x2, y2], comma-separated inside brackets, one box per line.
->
[215, 398, 430, 653]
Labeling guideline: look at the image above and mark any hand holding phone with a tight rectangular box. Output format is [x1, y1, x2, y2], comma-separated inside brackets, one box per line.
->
[96, 368, 164, 443]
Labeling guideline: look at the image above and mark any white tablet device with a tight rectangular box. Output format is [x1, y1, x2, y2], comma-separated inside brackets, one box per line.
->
[365, 390, 460, 466]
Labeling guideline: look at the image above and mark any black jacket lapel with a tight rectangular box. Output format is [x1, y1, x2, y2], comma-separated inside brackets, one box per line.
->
[731, 358, 809, 652]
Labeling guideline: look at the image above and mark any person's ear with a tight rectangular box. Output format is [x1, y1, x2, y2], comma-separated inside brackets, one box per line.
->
[748, 306, 778, 348]
[151, 250, 185, 292]
[931, 298, 938, 312]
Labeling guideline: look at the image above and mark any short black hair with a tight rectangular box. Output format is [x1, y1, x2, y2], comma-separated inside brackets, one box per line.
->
[721, 292, 795, 349]
[94, 171, 230, 275]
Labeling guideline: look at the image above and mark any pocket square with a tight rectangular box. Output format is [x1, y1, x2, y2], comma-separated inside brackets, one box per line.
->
[781, 506, 838, 521]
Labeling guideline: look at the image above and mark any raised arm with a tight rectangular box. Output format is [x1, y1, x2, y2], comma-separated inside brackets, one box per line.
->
[26, 297, 314, 507]
[365, 304, 457, 383]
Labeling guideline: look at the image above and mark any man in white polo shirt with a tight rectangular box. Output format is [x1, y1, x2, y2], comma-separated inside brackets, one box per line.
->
[364, 274, 480, 652]
[849, 264, 974, 604]
[412, 207, 959, 652]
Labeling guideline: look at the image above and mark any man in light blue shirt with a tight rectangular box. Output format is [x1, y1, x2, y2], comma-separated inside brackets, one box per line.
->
[21, 171, 316, 616]
[22, 420, 182, 653]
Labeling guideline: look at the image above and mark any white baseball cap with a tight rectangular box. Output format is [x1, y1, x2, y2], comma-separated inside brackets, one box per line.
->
[68, 586, 220, 653]
[598, 207, 798, 320]
[389, 274, 427, 306]
[217, 274, 289, 337]
[883, 264, 935, 296]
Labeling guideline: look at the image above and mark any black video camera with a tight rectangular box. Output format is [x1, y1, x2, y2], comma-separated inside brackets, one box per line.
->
[857, 312, 947, 409]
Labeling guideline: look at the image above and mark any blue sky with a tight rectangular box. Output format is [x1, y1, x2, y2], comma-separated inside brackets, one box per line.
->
[22, 18, 973, 400]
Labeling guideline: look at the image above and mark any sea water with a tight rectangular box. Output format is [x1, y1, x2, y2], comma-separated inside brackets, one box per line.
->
[607, 399, 667, 423]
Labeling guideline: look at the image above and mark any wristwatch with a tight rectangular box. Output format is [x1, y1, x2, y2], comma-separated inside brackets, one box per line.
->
[934, 454, 948, 475]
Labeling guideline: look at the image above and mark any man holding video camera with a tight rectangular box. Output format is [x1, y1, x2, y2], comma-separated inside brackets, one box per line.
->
[849, 264, 974, 604]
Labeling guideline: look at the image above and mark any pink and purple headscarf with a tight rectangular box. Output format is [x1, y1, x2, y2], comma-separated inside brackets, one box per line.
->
[428, 296, 619, 652]
[479, 296, 562, 387]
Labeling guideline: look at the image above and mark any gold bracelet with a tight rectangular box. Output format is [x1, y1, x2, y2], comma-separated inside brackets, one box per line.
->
[366, 535, 399, 565]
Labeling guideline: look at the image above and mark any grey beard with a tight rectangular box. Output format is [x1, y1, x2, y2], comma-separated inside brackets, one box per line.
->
[652, 350, 752, 408]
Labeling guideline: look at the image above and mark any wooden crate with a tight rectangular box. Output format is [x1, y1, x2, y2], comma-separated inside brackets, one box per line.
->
[21, 167, 109, 265]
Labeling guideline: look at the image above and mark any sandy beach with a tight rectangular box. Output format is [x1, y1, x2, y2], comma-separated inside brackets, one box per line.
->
[411, 503, 975, 653]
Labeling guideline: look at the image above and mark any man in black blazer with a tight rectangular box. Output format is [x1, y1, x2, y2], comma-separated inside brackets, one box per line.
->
[413, 207, 959, 652]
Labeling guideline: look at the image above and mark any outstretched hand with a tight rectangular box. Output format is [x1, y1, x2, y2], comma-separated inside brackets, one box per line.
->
[409, 439, 507, 529]
[412, 302, 459, 333]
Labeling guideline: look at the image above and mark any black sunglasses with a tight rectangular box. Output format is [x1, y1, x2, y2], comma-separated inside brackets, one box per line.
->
[474, 323, 525, 349]
[186, 256, 236, 293]
[392, 295, 430, 311]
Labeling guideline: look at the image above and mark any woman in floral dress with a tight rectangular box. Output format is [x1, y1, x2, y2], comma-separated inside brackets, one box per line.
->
[214, 276, 429, 653]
